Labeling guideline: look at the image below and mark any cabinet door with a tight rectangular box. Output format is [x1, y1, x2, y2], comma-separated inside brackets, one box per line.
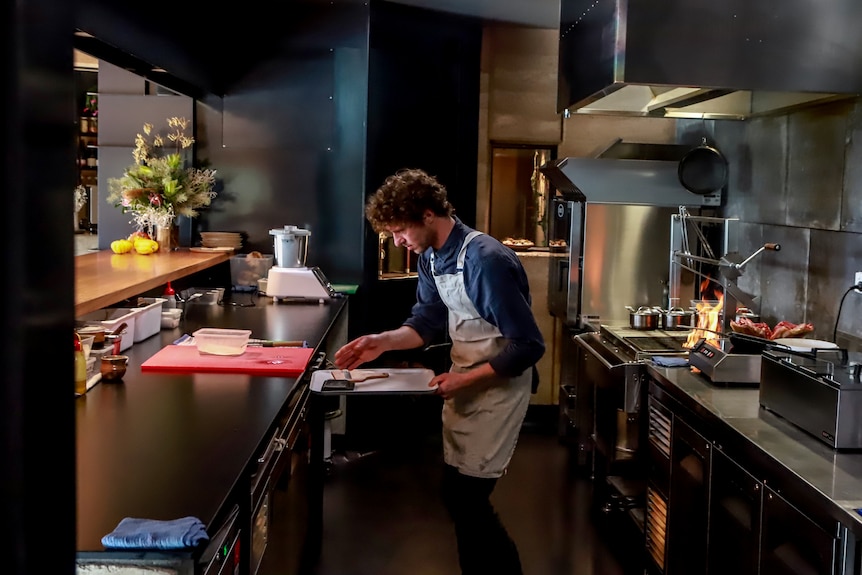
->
[665, 417, 710, 575]
[760, 486, 837, 575]
[708, 449, 761, 575]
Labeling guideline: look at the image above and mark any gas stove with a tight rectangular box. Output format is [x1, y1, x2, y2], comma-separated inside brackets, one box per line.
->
[599, 325, 689, 359]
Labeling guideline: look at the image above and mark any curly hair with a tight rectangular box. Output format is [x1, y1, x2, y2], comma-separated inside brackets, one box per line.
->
[365, 168, 454, 233]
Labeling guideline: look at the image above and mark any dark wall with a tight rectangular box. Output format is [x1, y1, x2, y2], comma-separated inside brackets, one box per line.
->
[356, 2, 482, 337]
[197, 1, 370, 286]
[77, 0, 481, 338]
[76, 0, 293, 98]
[5, 0, 77, 573]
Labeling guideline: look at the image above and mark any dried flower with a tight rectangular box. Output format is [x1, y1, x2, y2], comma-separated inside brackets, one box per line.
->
[107, 117, 217, 232]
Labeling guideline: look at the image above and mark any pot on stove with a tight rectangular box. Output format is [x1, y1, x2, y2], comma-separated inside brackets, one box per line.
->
[626, 306, 661, 330]
[660, 307, 696, 330]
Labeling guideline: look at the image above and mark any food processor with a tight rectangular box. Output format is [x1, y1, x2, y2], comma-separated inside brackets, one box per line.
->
[265, 225, 337, 302]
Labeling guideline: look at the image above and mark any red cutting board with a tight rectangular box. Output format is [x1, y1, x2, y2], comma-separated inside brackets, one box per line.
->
[141, 345, 314, 376]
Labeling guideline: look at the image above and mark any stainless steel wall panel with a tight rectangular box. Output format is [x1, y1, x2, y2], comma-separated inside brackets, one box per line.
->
[720, 98, 862, 349]
[786, 103, 850, 230]
[580, 203, 677, 325]
[735, 115, 788, 226]
[840, 101, 862, 233]
[807, 229, 862, 342]
[732, 222, 765, 313]
[756, 224, 811, 329]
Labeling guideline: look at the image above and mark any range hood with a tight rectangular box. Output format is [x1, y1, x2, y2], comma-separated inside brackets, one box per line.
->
[540, 140, 722, 207]
[558, 0, 862, 120]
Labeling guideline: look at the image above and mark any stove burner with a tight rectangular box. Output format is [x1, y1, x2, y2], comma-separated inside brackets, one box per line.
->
[625, 336, 688, 354]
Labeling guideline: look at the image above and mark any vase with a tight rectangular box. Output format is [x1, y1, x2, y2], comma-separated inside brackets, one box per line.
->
[155, 222, 180, 252]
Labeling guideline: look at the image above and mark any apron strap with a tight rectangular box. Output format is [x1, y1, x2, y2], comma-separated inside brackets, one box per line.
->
[456, 231, 483, 271]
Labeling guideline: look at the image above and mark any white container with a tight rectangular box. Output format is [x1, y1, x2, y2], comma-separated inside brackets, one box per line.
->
[120, 297, 167, 342]
[193, 328, 252, 356]
[77, 308, 139, 352]
[161, 308, 183, 329]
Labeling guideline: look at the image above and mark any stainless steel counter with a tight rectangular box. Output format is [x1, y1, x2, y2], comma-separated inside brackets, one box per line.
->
[647, 363, 862, 535]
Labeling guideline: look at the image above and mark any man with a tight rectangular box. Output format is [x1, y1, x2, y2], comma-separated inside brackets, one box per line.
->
[334, 168, 545, 575]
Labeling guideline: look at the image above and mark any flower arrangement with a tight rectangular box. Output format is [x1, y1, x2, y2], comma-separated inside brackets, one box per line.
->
[106, 117, 217, 232]
[74, 185, 88, 213]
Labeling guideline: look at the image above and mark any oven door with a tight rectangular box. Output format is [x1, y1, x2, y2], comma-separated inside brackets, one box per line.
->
[575, 332, 648, 518]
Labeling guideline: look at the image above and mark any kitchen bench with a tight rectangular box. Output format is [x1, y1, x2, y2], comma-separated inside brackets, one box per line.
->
[75, 294, 348, 575]
[645, 363, 862, 574]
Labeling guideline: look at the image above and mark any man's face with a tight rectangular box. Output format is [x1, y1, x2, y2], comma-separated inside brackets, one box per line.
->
[386, 218, 434, 254]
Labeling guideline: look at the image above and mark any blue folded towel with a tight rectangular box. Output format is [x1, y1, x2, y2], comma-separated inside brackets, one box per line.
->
[651, 356, 689, 368]
[101, 516, 209, 550]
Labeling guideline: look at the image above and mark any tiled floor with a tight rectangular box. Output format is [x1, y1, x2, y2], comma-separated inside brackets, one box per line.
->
[309, 414, 644, 575]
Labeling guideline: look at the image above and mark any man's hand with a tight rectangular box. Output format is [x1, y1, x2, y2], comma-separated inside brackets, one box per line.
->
[430, 363, 496, 399]
[334, 334, 387, 370]
[334, 326, 424, 370]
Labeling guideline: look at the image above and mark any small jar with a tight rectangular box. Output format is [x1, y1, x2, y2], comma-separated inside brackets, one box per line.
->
[101, 355, 129, 382]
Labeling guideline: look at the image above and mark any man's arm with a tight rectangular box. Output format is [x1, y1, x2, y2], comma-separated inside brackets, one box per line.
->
[334, 325, 425, 370]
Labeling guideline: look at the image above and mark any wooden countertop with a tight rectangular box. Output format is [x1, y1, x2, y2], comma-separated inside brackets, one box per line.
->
[75, 249, 232, 316]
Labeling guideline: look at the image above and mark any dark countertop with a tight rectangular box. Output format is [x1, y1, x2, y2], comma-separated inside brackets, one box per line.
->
[76, 295, 347, 553]
[647, 362, 862, 536]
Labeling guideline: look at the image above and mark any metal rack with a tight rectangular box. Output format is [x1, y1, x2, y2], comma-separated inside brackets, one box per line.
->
[668, 209, 780, 333]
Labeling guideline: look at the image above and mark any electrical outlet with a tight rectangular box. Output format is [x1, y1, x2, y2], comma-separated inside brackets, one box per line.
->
[856, 271, 862, 290]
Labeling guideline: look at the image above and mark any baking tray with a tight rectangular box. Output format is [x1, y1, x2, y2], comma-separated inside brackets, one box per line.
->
[310, 368, 436, 394]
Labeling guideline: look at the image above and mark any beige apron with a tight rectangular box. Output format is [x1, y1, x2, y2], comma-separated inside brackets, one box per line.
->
[431, 231, 532, 479]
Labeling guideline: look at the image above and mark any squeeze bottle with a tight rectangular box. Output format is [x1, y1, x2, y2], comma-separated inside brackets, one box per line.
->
[163, 281, 177, 309]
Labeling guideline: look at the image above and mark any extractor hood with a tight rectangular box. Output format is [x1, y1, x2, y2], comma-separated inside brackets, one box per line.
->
[558, 0, 862, 120]
[540, 140, 722, 207]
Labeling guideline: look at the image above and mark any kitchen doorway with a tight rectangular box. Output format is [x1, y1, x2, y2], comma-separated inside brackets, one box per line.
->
[489, 144, 556, 246]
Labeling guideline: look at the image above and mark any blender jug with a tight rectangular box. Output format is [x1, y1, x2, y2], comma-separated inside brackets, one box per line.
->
[270, 225, 310, 268]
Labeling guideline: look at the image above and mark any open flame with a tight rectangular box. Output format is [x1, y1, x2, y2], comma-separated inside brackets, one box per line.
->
[684, 293, 724, 348]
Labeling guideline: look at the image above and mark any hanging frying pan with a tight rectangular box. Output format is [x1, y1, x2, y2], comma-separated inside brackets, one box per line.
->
[678, 137, 728, 195]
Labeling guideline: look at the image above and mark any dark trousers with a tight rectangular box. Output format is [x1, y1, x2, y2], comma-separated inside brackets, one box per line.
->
[441, 464, 523, 575]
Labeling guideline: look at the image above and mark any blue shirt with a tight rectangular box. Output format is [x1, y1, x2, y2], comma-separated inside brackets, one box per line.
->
[403, 219, 545, 377]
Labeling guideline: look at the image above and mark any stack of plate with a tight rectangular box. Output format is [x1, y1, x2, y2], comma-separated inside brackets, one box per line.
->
[200, 232, 243, 250]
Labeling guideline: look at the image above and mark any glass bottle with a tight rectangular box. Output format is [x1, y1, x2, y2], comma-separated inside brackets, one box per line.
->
[74, 336, 87, 396]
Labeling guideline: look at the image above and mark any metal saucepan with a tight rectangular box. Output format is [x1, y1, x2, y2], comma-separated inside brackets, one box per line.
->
[678, 137, 728, 195]
[660, 307, 697, 330]
[626, 306, 661, 330]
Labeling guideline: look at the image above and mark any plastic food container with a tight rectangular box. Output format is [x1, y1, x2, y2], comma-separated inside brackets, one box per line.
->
[193, 328, 252, 356]
[119, 297, 166, 342]
[230, 254, 274, 291]
[76, 308, 138, 352]
[161, 308, 183, 329]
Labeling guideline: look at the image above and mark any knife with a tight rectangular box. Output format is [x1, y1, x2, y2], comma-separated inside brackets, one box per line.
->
[248, 339, 308, 348]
